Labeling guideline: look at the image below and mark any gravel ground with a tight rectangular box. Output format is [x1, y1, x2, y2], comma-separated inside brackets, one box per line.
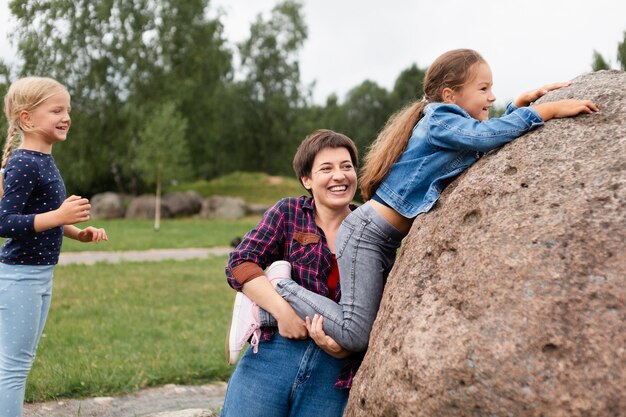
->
[57, 247, 232, 265]
[23, 383, 226, 417]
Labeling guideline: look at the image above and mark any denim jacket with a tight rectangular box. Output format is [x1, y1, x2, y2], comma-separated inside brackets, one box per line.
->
[374, 102, 544, 218]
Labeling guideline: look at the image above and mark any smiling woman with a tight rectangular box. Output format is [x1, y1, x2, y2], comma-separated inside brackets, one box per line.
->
[299, 147, 357, 213]
[221, 129, 360, 417]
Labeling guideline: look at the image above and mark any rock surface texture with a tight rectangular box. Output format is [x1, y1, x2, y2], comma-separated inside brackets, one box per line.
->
[345, 71, 625, 417]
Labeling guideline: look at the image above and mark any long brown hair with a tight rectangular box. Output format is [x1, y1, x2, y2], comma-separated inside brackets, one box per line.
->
[1, 77, 67, 196]
[360, 49, 485, 200]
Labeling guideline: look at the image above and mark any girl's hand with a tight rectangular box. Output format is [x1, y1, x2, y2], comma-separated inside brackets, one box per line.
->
[306, 314, 352, 359]
[56, 195, 91, 225]
[514, 82, 572, 108]
[77, 226, 108, 243]
[533, 99, 599, 121]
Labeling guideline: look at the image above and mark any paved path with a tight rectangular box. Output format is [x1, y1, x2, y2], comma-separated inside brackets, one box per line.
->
[58, 247, 232, 265]
[23, 383, 225, 417]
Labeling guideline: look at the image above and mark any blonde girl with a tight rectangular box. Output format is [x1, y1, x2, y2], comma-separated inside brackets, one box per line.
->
[228, 49, 598, 359]
[0, 77, 107, 417]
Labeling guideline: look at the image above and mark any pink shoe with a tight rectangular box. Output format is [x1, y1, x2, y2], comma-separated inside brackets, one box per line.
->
[225, 291, 261, 365]
[265, 261, 292, 286]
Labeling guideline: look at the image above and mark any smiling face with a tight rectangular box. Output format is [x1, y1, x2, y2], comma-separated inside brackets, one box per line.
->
[22, 89, 72, 146]
[301, 146, 357, 211]
[445, 62, 496, 121]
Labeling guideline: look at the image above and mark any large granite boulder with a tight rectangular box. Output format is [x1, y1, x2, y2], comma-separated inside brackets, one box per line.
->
[125, 195, 172, 219]
[346, 71, 626, 417]
[200, 196, 246, 220]
[162, 191, 203, 217]
[90, 192, 126, 219]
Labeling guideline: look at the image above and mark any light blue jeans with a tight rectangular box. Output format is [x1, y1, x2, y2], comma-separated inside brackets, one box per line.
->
[221, 334, 349, 417]
[275, 202, 404, 352]
[0, 263, 54, 417]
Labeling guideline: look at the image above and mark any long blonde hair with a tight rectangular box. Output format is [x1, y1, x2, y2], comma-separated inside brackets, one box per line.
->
[1, 77, 67, 195]
[360, 49, 485, 200]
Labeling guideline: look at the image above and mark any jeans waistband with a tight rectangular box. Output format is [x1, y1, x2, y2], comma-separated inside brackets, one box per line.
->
[0, 262, 55, 280]
[353, 203, 405, 244]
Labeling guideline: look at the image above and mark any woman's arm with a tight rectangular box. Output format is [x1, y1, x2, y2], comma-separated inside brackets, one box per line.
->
[242, 277, 307, 339]
[225, 200, 288, 290]
[226, 199, 307, 339]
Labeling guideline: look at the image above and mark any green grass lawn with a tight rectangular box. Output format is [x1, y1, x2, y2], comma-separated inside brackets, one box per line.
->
[26, 257, 235, 402]
[169, 171, 304, 205]
[13, 175, 296, 402]
[60, 217, 260, 252]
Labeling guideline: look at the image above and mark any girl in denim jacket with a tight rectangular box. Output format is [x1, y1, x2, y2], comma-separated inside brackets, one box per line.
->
[227, 49, 598, 360]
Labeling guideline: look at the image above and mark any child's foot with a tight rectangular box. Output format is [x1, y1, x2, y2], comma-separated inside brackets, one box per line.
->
[225, 291, 261, 365]
[265, 261, 292, 287]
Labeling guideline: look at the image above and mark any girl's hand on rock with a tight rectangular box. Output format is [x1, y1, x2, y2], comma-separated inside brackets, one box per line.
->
[514, 82, 572, 107]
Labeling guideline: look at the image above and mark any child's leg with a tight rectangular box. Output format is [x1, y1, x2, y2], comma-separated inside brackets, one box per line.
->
[275, 204, 403, 352]
[0, 264, 54, 417]
[226, 261, 292, 364]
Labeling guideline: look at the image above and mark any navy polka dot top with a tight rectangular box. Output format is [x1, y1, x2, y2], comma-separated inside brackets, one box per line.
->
[0, 149, 66, 265]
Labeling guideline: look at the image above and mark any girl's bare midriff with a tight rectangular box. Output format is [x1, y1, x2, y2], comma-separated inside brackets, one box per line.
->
[367, 200, 414, 236]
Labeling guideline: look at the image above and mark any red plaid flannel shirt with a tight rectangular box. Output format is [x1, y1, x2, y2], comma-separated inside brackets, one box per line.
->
[226, 195, 361, 389]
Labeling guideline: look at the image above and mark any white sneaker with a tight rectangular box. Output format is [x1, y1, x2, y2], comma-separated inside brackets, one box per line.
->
[225, 291, 261, 365]
[265, 261, 292, 284]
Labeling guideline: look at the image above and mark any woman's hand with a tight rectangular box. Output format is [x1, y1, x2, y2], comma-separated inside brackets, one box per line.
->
[306, 314, 352, 359]
[275, 305, 308, 339]
[514, 82, 571, 108]
[241, 278, 307, 339]
[77, 226, 108, 243]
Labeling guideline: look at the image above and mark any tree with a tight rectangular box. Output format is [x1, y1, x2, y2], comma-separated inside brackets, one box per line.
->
[153, 0, 232, 179]
[307, 93, 349, 134]
[0, 62, 10, 141]
[591, 50, 610, 71]
[9, 0, 231, 195]
[390, 63, 426, 109]
[590, 29, 626, 71]
[231, 0, 310, 176]
[617, 30, 626, 70]
[135, 102, 189, 231]
[342, 80, 392, 159]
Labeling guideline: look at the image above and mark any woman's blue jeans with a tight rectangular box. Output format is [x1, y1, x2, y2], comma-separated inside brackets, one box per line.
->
[276, 202, 404, 352]
[0, 263, 54, 417]
[221, 334, 349, 417]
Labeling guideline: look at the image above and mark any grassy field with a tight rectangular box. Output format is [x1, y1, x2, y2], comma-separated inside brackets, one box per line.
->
[61, 217, 261, 252]
[26, 257, 234, 402]
[168, 171, 304, 205]
[16, 172, 303, 402]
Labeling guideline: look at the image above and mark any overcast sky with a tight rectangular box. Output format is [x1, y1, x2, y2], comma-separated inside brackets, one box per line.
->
[1, 0, 625, 105]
